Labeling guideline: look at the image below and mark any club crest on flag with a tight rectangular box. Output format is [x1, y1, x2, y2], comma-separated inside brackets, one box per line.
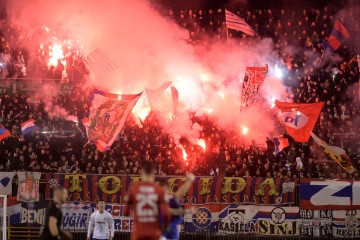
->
[192, 207, 212, 229]
[85, 89, 142, 151]
[281, 111, 308, 129]
[271, 207, 286, 224]
[275, 101, 323, 142]
[89, 101, 125, 143]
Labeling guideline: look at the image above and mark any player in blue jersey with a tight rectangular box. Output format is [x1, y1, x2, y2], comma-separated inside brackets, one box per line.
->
[159, 173, 196, 240]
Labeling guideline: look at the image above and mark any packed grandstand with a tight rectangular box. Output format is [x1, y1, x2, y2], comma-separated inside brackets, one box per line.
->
[0, 1, 358, 179]
[0, 0, 360, 239]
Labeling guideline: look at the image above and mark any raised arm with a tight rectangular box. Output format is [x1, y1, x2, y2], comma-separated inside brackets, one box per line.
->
[173, 173, 195, 198]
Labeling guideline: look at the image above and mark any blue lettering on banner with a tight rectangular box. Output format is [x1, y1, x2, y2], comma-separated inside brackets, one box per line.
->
[62, 213, 88, 229]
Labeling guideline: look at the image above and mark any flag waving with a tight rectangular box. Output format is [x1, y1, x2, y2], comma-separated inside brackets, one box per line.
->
[322, 20, 350, 52]
[85, 48, 118, 78]
[21, 119, 39, 135]
[275, 101, 323, 142]
[0, 126, 10, 142]
[225, 9, 255, 36]
[240, 65, 268, 111]
[272, 136, 289, 155]
[86, 89, 142, 152]
[310, 132, 356, 174]
[145, 81, 178, 114]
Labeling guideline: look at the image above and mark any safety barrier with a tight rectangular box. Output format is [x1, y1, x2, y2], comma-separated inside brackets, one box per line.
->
[8, 217, 360, 240]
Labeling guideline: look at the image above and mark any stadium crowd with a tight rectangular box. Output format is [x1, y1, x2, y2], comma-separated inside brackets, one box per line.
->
[0, 3, 359, 179]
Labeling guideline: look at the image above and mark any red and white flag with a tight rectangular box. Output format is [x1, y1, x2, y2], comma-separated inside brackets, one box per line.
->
[86, 89, 142, 152]
[275, 101, 323, 142]
[225, 9, 255, 36]
[240, 65, 268, 111]
[85, 48, 118, 78]
[145, 81, 179, 114]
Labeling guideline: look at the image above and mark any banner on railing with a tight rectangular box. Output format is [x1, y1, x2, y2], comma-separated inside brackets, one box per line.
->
[184, 205, 300, 236]
[217, 205, 258, 234]
[17, 172, 41, 202]
[9, 201, 360, 237]
[299, 209, 332, 237]
[300, 179, 360, 210]
[257, 206, 299, 236]
[332, 210, 360, 238]
[10, 200, 132, 232]
[0, 172, 16, 195]
[183, 205, 220, 233]
[44, 174, 298, 205]
[12, 201, 49, 226]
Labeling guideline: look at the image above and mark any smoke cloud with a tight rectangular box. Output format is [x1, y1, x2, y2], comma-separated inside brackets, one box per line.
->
[6, 0, 289, 145]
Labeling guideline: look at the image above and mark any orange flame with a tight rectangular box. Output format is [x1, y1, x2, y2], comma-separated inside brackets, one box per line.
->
[48, 44, 64, 67]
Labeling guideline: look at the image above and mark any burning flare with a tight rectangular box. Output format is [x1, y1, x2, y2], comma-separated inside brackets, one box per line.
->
[242, 126, 249, 135]
[182, 149, 187, 160]
[197, 139, 206, 150]
[48, 43, 64, 67]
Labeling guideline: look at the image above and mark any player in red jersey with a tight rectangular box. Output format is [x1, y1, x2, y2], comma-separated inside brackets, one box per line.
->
[124, 161, 170, 240]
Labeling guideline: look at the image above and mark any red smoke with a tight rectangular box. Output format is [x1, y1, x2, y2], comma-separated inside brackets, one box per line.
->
[6, 0, 289, 145]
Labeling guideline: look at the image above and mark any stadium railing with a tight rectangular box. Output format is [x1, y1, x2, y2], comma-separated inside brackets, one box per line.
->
[0, 77, 72, 94]
[8, 217, 357, 240]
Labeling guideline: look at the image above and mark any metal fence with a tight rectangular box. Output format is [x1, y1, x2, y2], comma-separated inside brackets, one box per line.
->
[8, 217, 360, 240]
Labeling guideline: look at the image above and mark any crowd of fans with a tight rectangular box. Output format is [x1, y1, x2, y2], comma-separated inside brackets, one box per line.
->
[0, 3, 359, 179]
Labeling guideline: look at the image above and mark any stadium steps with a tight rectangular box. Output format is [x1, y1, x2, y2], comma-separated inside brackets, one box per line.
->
[8, 226, 40, 240]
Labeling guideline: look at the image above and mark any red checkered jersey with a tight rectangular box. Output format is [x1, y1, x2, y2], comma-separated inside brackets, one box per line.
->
[125, 182, 170, 240]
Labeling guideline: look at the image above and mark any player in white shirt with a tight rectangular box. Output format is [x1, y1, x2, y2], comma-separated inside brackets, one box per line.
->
[87, 201, 115, 240]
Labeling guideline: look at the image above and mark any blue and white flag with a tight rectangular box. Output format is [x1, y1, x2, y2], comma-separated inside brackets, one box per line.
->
[0, 172, 16, 195]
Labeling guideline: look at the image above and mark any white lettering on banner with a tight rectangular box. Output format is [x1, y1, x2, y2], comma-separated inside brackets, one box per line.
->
[299, 209, 332, 237]
[353, 181, 360, 205]
[310, 181, 351, 206]
[21, 207, 46, 225]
